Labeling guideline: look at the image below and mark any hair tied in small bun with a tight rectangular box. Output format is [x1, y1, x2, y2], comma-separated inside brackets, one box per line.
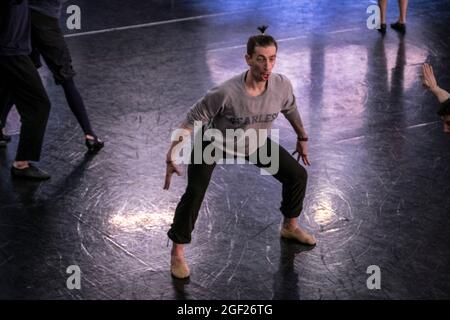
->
[257, 25, 268, 35]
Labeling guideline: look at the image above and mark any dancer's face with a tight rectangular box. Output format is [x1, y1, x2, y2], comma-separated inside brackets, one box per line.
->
[245, 45, 277, 82]
[443, 115, 450, 135]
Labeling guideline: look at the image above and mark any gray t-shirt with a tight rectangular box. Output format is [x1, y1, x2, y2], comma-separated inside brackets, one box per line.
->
[183, 71, 297, 155]
[29, 0, 68, 19]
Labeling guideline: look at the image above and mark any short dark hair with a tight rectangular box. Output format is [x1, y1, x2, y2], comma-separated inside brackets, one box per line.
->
[247, 26, 278, 56]
[437, 99, 450, 117]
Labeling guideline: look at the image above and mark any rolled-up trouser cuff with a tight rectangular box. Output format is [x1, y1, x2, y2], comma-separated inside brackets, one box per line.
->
[167, 229, 191, 244]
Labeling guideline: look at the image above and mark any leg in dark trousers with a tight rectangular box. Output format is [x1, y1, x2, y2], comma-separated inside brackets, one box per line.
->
[0, 55, 50, 162]
[30, 10, 98, 139]
[251, 138, 315, 245]
[167, 138, 216, 278]
[168, 142, 216, 244]
[0, 45, 41, 136]
[250, 137, 308, 219]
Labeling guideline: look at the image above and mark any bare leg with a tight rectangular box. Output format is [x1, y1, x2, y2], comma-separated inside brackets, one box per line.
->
[390, 0, 407, 32]
[378, 0, 387, 24]
[398, 0, 408, 23]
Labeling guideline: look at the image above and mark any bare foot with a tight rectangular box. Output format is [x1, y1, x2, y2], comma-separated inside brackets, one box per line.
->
[281, 226, 316, 245]
[170, 255, 190, 279]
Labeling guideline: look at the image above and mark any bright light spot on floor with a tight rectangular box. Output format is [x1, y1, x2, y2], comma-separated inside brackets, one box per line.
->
[311, 198, 336, 226]
[109, 211, 174, 232]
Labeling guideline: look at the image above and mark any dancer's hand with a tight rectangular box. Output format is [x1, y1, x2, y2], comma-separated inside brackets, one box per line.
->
[292, 140, 311, 166]
[422, 63, 438, 91]
[163, 160, 182, 190]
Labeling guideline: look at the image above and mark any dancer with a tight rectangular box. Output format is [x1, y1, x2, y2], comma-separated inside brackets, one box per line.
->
[0, 0, 51, 179]
[0, 0, 104, 153]
[422, 63, 450, 135]
[378, 0, 409, 34]
[163, 26, 316, 279]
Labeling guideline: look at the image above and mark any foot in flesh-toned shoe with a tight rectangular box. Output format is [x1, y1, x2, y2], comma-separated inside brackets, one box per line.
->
[280, 227, 316, 246]
[171, 255, 190, 279]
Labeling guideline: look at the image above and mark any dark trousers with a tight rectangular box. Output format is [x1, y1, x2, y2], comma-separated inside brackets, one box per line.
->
[30, 10, 76, 85]
[167, 137, 308, 244]
[0, 55, 50, 161]
[1, 10, 94, 137]
[32, 10, 94, 136]
[0, 99, 11, 129]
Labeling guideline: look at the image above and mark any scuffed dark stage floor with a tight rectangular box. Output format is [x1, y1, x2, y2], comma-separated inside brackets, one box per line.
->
[1, 0, 450, 299]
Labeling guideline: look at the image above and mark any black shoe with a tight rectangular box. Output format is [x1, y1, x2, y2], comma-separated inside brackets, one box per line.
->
[85, 136, 104, 154]
[378, 23, 387, 35]
[11, 164, 51, 180]
[390, 22, 406, 33]
[0, 131, 11, 143]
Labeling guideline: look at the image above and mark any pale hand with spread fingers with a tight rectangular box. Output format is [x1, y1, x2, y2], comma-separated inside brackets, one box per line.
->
[422, 63, 438, 91]
[292, 140, 311, 166]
